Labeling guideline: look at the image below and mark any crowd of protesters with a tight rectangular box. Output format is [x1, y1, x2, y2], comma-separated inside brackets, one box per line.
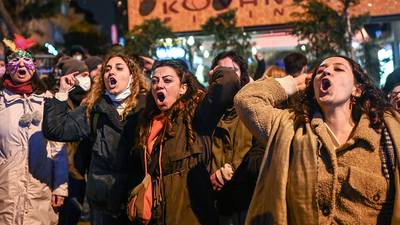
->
[1, 34, 400, 225]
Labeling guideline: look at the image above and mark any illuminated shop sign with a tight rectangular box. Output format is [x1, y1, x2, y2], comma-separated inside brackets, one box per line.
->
[128, 0, 400, 32]
[156, 46, 186, 59]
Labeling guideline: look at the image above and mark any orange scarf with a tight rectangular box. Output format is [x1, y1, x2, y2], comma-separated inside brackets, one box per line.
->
[146, 113, 166, 177]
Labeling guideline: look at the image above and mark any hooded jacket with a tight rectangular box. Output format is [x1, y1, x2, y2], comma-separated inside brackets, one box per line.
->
[234, 76, 400, 225]
[0, 88, 68, 225]
[42, 93, 146, 218]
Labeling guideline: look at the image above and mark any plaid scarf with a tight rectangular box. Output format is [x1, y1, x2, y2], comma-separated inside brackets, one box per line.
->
[379, 127, 396, 224]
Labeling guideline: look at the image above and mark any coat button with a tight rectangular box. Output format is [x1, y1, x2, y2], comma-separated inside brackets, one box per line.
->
[373, 194, 380, 201]
[338, 174, 345, 183]
[327, 166, 333, 174]
[321, 206, 330, 216]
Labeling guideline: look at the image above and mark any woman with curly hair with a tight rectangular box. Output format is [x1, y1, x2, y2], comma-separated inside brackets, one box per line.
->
[132, 60, 240, 225]
[42, 52, 149, 224]
[234, 56, 400, 224]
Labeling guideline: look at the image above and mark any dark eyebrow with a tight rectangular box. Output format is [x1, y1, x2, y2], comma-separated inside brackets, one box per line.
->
[332, 62, 348, 68]
[318, 62, 348, 69]
[106, 63, 124, 68]
[162, 75, 174, 79]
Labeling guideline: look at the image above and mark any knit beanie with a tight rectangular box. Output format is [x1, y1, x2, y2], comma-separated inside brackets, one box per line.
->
[70, 45, 85, 56]
[57, 56, 89, 76]
[84, 56, 104, 73]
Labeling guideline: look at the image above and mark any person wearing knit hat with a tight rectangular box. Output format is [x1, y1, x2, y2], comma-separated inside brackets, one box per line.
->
[57, 56, 90, 107]
[84, 56, 103, 81]
[58, 56, 89, 77]
[70, 44, 85, 61]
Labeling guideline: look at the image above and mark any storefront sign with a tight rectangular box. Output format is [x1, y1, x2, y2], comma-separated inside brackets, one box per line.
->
[128, 0, 400, 32]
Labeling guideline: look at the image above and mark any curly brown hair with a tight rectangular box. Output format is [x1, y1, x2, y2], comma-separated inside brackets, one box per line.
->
[135, 60, 201, 151]
[84, 52, 150, 121]
[289, 55, 394, 129]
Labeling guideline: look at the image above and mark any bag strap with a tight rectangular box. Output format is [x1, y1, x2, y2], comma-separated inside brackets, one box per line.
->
[92, 113, 100, 132]
[146, 149, 160, 176]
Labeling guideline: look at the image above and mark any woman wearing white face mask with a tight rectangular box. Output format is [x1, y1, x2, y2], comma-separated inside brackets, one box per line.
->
[42, 52, 150, 224]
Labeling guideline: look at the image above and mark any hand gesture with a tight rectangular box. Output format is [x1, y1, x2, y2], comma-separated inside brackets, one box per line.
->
[140, 56, 155, 73]
[59, 71, 79, 93]
[294, 73, 312, 91]
[254, 53, 264, 62]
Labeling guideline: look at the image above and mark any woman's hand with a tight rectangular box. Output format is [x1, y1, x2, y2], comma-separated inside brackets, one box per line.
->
[59, 71, 79, 93]
[210, 173, 224, 192]
[294, 73, 312, 91]
[51, 195, 65, 207]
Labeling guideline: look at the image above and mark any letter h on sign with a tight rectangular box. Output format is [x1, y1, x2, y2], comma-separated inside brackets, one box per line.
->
[240, 0, 257, 7]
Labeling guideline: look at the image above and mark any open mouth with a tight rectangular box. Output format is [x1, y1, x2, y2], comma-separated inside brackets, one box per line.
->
[397, 100, 400, 109]
[18, 70, 26, 75]
[321, 79, 331, 91]
[110, 77, 117, 85]
[157, 92, 165, 102]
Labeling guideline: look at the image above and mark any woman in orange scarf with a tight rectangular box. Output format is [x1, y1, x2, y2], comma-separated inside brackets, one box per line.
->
[133, 60, 240, 225]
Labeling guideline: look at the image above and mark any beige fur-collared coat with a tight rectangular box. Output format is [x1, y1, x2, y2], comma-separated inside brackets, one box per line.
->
[234, 76, 400, 225]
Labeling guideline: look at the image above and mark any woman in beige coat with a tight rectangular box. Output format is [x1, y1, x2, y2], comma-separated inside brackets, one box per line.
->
[234, 55, 400, 224]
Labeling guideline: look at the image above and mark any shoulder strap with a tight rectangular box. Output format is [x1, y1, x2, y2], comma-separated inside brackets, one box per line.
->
[92, 113, 100, 132]
[147, 150, 160, 176]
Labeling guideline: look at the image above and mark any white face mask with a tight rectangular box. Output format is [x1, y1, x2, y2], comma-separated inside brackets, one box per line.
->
[73, 55, 83, 61]
[75, 76, 91, 91]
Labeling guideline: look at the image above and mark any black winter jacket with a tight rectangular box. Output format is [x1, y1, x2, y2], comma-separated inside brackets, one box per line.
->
[42, 94, 146, 218]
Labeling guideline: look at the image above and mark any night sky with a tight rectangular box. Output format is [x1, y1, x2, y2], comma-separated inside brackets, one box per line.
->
[72, 0, 116, 41]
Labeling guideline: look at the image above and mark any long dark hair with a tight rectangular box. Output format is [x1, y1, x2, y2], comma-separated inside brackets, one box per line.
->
[289, 55, 394, 129]
[135, 60, 201, 151]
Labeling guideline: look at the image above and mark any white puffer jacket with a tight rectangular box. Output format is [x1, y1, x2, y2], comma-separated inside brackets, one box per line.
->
[0, 88, 68, 225]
